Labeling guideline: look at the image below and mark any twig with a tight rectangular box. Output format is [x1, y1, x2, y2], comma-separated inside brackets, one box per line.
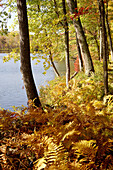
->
[70, 71, 78, 79]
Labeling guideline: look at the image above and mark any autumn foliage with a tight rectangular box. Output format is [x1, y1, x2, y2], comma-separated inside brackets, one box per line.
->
[0, 61, 113, 169]
[70, 6, 92, 20]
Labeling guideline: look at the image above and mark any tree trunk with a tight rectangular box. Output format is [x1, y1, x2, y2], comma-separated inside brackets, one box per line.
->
[17, 0, 41, 107]
[75, 32, 83, 71]
[44, 30, 60, 77]
[106, 0, 113, 61]
[49, 51, 60, 77]
[98, 0, 108, 95]
[99, 22, 103, 60]
[94, 34, 100, 60]
[66, 0, 94, 76]
[86, 29, 100, 60]
[62, 0, 70, 87]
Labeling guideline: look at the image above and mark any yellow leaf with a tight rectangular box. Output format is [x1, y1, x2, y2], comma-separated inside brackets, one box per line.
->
[43, 71, 46, 75]
[34, 158, 46, 170]
[93, 100, 103, 109]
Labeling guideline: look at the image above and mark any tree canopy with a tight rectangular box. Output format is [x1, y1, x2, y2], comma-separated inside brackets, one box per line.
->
[0, 0, 113, 169]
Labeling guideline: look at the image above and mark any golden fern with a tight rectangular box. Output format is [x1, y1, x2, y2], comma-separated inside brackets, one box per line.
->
[34, 136, 68, 169]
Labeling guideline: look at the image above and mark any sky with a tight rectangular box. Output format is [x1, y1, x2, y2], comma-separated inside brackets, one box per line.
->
[7, 13, 19, 31]
[0, 0, 18, 32]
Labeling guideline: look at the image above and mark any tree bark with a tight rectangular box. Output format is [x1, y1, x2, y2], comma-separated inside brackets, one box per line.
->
[66, 0, 94, 76]
[44, 30, 60, 77]
[106, 0, 113, 61]
[53, 0, 70, 87]
[49, 51, 60, 77]
[99, 7, 103, 61]
[94, 34, 100, 60]
[85, 29, 100, 60]
[17, 0, 41, 107]
[75, 32, 83, 71]
[62, 0, 70, 87]
[98, 0, 108, 95]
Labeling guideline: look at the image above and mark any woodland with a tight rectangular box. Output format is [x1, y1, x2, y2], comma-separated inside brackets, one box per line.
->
[0, 32, 19, 52]
[0, 0, 113, 169]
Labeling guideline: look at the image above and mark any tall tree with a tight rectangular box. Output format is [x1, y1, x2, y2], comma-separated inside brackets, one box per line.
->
[28, 0, 62, 76]
[75, 32, 83, 71]
[49, 51, 60, 77]
[62, 0, 70, 87]
[66, 0, 94, 76]
[17, 0, 41, 107]
[105, 0, 113, 61]
[98, 1, 103, 61]
[98, 0, 108, 95]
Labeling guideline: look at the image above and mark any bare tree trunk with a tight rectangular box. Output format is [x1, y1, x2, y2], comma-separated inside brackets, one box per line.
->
[53, 0, 70, 87]
[106, 0, 113, 61]
[94, 34, 100, 60]
[100, 26, 103, 60]
[49, 51, 60, 77]
[62, 0, 70, 87]
[98, 0, 108, 95]
[85, 29, 100, 60]
[75, 32, 83, 71]
[17, 0, 41, 107]
[66, 0, 94, 76]
[44, 29, 60, 78]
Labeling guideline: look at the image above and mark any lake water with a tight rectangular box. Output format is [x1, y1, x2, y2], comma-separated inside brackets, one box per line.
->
[0, 53, 75, 110]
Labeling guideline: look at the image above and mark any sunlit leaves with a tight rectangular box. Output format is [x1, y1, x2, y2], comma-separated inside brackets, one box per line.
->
[3, 50, 20, 63]
[0, 0, 14, 34]
[1, 60, 113, 169]
[27, 0, 67, 66]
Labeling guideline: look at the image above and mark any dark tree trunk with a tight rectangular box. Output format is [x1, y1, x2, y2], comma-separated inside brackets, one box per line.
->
[98, 0, 108, 95]
[106, 0, 113, 61]
[86, 30, 100, 60]
[44, 30, 60, 77]
[49, 51, 60, 77]
[66, 0, 94, 76]
[17, 0, 41, 107]
[62, 0, 70, 87]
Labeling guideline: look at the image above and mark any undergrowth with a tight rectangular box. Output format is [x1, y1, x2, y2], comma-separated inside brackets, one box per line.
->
[0, 60, 113, 169]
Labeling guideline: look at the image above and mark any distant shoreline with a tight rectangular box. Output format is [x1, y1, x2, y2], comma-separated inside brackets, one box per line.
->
[0, 49, 12, 53]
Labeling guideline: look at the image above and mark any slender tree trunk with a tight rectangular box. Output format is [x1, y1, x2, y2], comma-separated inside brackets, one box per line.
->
[94, 34, 100, 60]
[66, 0, 94, 76]
[75, 32, 83, 71]
[86, 29, 100, 60]
[44, 30, 60, 77]
[106, 0, 113, 61]
[53, 0, 70, 87]
[49, 51, 60, 77]
[98, 0, 108, 95]
[100, 25, 103, 60]
[98, 0, 103, 61]
[17, 0, 41, 107]
[62, 0, 70, 87]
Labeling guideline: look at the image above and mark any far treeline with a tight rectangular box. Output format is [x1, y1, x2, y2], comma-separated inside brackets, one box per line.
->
[0, 32, 19, 53]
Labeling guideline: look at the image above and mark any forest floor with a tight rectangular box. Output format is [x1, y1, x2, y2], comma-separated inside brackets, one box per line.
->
[0, 60, 113, 169]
